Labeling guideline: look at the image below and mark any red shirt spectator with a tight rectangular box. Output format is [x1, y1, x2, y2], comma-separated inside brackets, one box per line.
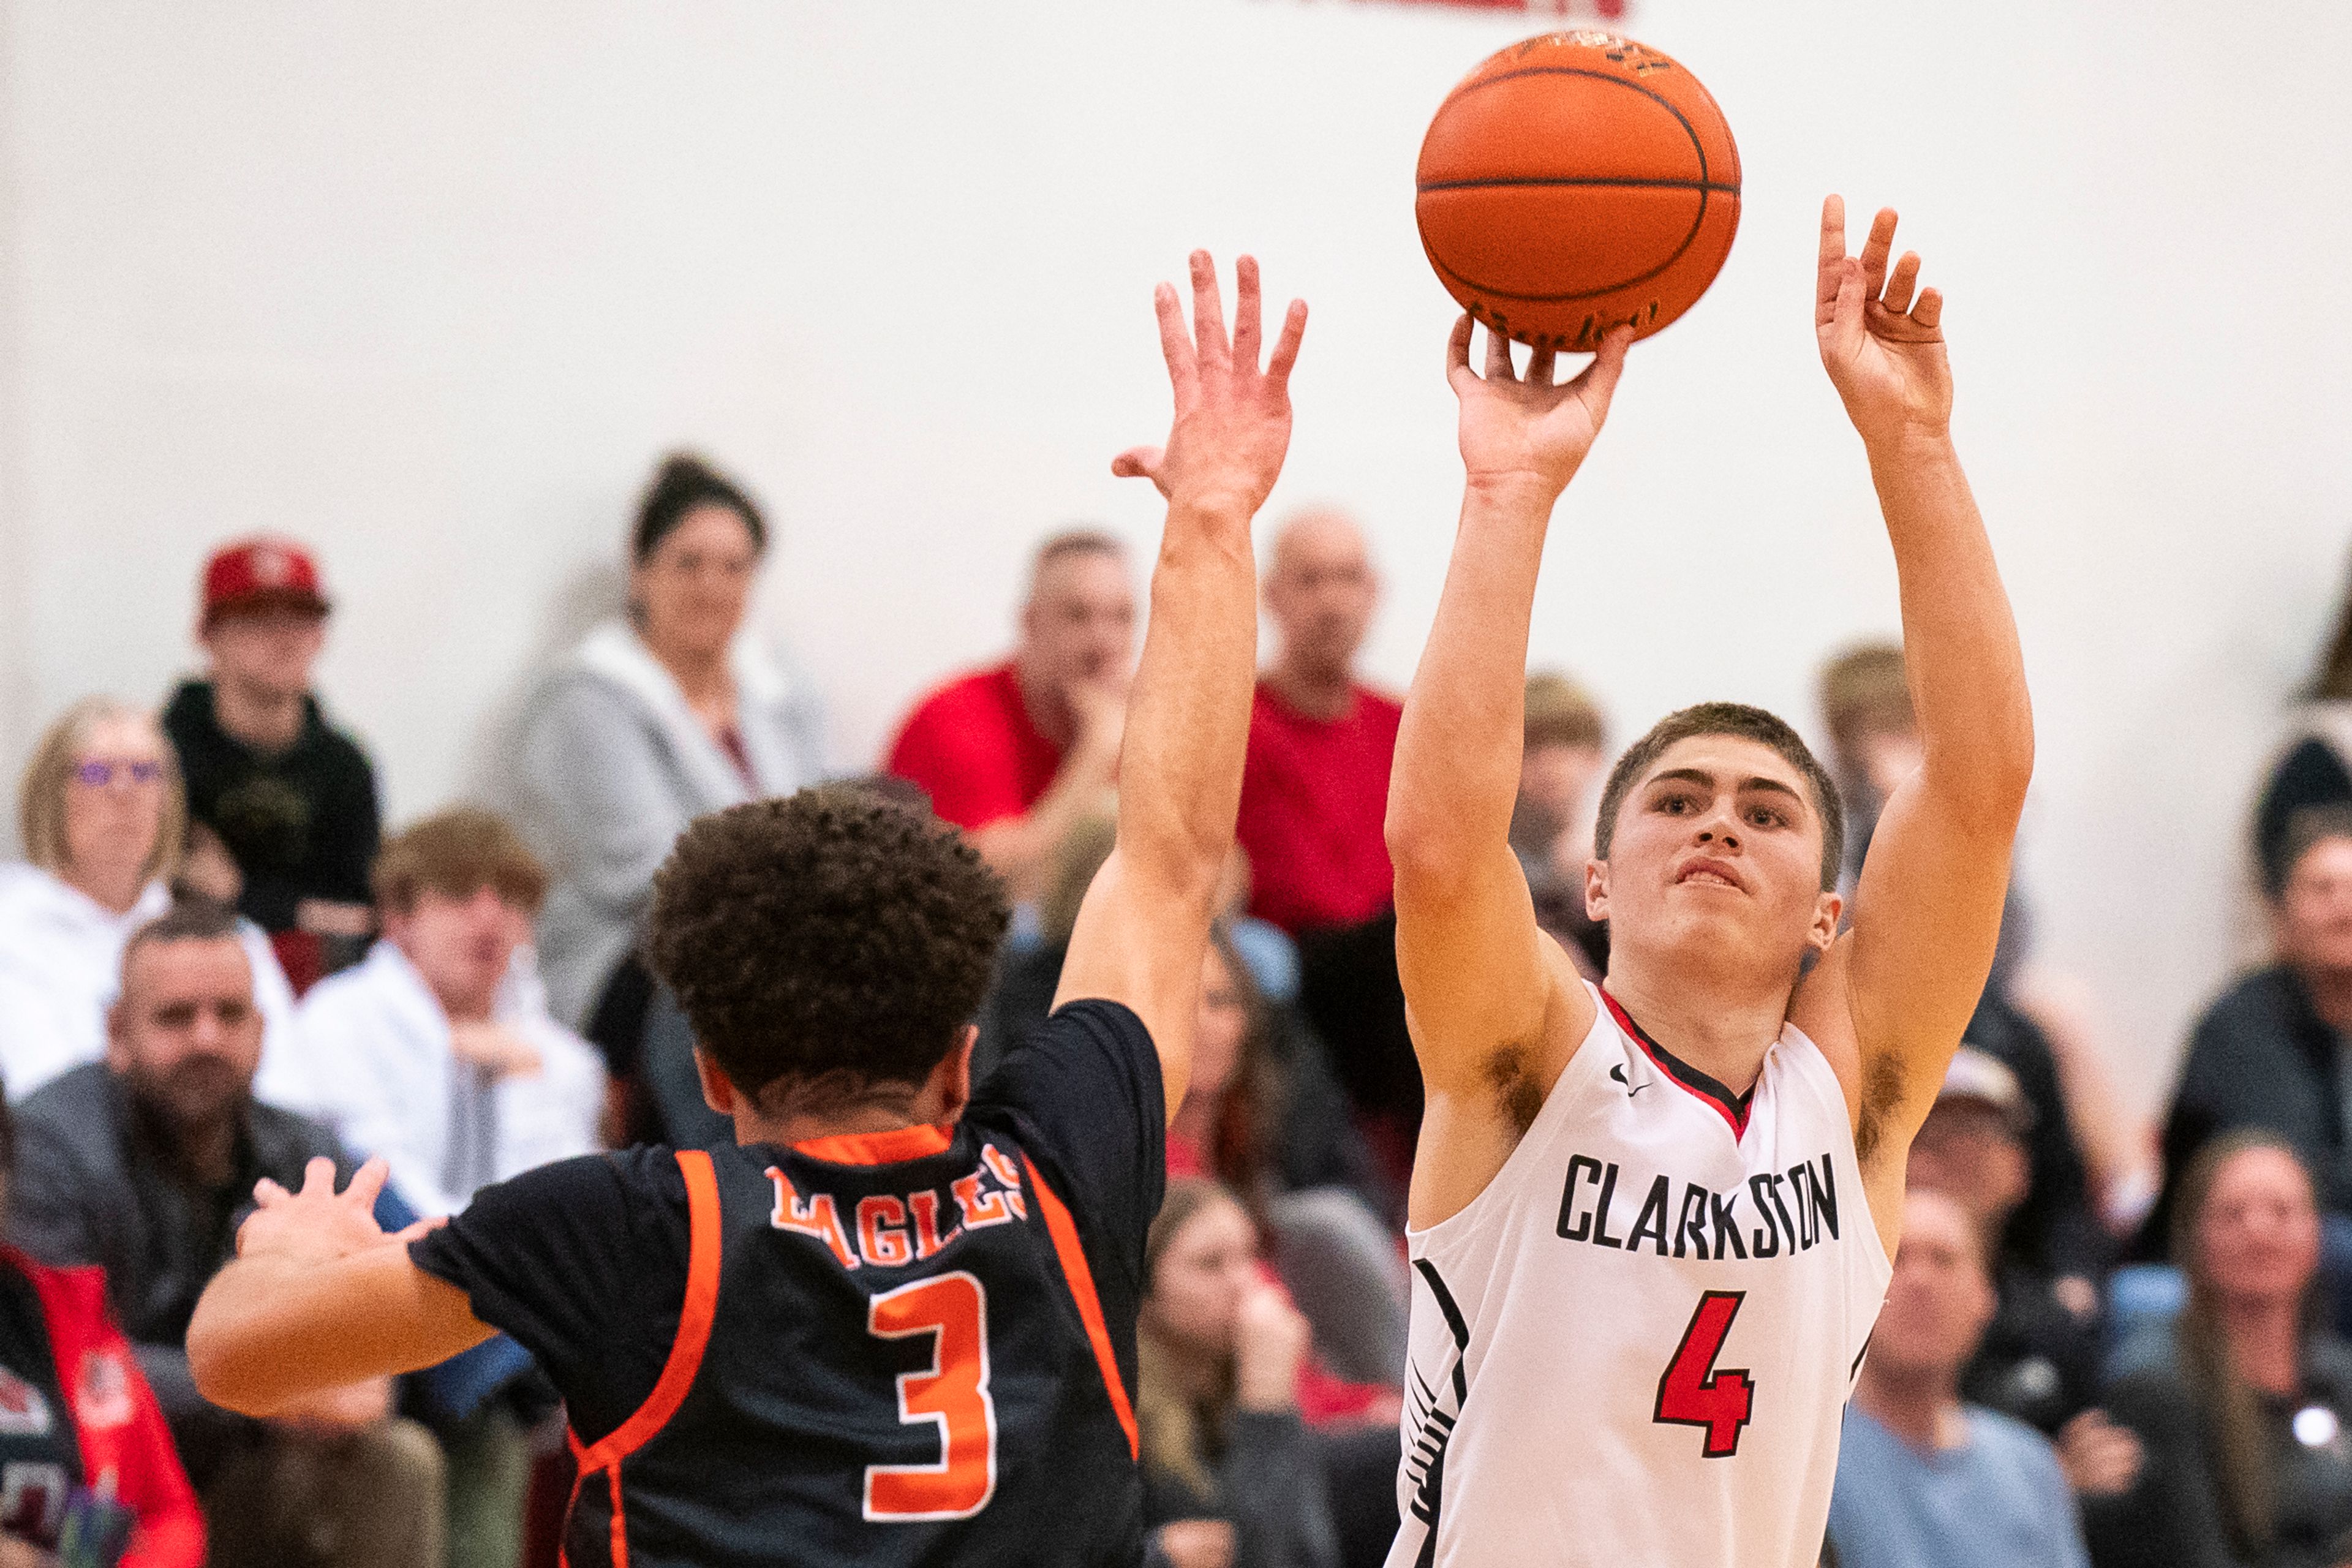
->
[883, 530, 1136, 899]
[884, 663, 1065, 832]
[1236, 683, 1404, 933]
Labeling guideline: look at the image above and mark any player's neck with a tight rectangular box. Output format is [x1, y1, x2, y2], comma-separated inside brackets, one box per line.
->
[1853, 1366, 1964, 1454]
[1599, 962, 1790, 1096]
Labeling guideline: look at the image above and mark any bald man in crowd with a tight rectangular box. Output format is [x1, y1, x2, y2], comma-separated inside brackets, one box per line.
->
[1234, 508, 1416, 1144]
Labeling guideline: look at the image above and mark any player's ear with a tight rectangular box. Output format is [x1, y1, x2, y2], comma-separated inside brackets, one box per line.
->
[1584, 857, 1610, 924]
[692, 1047, 737, 1116]
[935, 1025, 978, 1123]
[1807, 889, 1843, 954]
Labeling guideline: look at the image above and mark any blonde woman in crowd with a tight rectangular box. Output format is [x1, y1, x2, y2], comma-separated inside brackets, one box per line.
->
[0, 698, 304, 1104]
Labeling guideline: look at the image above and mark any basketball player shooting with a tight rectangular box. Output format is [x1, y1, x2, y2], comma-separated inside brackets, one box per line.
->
[179, 252, 1306, 1568]
[1382, 197, 2032, 1568]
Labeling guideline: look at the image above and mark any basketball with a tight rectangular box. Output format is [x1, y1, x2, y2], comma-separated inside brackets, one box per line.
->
[1415, 31, 1741, 350]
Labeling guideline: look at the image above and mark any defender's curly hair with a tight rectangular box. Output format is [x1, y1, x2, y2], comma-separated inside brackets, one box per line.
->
[647, 785, 1011, 1111]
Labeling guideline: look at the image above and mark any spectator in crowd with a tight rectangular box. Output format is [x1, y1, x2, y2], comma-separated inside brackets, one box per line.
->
[5, 902, 442, 1568]
[0, 1090, 206, 1568]
[1231, 510, 1411, 1150]
[516, 453, 826, 1104]
[2093, 1134, 2352, 1568]
[1826, 1189, 2095, 1568]
[2156, 807, 2352, 1257]
[162, 538, 382, 992]
[1820, 640, 2152, 1257]
[885, 529, 1136, 902]
[287, 807, 598, 1568]
[1510, 669, 1608, 977]
[0, 698, 303, 1106]
[2253, 565, 2352, 900]
[1139, 1178, 1340, 1568]
[1908, 1047, 2106, 1434]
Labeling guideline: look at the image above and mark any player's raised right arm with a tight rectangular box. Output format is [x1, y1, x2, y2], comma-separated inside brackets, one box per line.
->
[1387, 322, 1627, 1159]
[1054, 253, 1306, 1121]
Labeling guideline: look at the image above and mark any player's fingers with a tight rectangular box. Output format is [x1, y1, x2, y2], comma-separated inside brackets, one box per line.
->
[391, 1215, 450, 1245]
[1483, 322, 1514, 381]
[1818, 194, 1847, 271]
[1150, 282, 1197, 405]
[298, 1156, 339, 1196]
[1858, 208, 1898, 301]
[252, 1177, 292, 1207]
[1822, 259, 1866, 357]
[1445, 314, 1476, 380]
[1265, 299, 1308, 385]
[1232, 254, 1263, 372]
[1882, 252, 1921, 316]
[1912, 285, 1944, 331]
[1526, 344, 1558, 386]
[1571, 325, 1634, 413]
[1189, 249, 1229, 369]
[342, 1155, 390, 1210]
[1110, 445, 1164, 480]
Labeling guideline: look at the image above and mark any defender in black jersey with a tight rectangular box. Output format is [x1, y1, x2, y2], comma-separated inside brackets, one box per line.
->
[183, 252, 1310, 1568]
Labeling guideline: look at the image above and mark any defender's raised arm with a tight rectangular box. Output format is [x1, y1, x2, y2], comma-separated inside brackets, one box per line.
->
[1796, 197, 2035, 1224]
[1386, 320, 1629, 1225]
[1054, 254, 1306, 1117]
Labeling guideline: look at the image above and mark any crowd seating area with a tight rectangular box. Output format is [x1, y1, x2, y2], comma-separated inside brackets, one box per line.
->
[7, 446, 2352, 1568]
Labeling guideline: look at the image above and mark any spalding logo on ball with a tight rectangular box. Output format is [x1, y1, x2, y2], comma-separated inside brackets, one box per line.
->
[1416, 31, 1740, 350]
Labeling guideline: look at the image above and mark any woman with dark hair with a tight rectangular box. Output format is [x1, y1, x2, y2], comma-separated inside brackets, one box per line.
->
[1140, 1179, 1341, 1568]
[2090, 1132, 2352, 1568]
[0, 1090, 205, 1567]
[516, 453, 828, 1116]
[2255, 579, 2352, 900]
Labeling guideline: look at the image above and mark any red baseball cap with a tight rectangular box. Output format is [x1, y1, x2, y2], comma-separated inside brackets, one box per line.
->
[200, 537, 331, 628]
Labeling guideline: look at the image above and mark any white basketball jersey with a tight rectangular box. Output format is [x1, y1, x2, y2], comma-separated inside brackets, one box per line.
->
[1386, 983, 1891, 1568]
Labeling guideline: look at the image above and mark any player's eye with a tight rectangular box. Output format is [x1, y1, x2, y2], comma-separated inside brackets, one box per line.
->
[1747, 805, 1789, 829]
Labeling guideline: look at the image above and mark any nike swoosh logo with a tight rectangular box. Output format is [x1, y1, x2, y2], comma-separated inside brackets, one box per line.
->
[1608, 1063, 1648, 1096]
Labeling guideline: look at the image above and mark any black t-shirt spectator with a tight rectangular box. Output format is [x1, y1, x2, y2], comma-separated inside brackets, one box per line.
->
[1966, 990, 2107, 1281]
[162, 678, 380, 933]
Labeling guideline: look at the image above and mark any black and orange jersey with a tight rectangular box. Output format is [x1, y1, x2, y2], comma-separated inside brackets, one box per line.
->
[410, 1000, 1164, 1568]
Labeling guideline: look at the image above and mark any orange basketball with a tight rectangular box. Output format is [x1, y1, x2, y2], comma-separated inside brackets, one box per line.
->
[1416, 31, 1740, 351]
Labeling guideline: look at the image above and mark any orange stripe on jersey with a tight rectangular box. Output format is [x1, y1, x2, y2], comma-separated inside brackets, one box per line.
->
[1020, 1155, 1140, 1461]
[575, 1148, 724, 1476]
[794, 1122, 956, 1166]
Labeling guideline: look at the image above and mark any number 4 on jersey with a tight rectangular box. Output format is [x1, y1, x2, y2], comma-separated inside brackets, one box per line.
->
[1653, 1291, 1754, 1458]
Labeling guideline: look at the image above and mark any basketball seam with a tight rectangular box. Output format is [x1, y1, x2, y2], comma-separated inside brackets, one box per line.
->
[1420, 62, 1736, 310]
[1417, 176, 1740, 194]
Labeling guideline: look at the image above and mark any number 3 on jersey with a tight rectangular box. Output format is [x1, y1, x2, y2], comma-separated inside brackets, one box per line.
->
[864, 1272, 999, 1520]
[1653, 1291, 1754, 1458]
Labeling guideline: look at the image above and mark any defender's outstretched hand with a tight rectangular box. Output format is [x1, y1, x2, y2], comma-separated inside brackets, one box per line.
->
[1447, 318, 1632, 500]
[1113, 252, 1306, 515]
[238, 1156, 440, 1267]
[1817, 195, 1953, 447]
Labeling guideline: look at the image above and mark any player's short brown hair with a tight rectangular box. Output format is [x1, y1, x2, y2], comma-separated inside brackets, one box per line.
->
[647, 785, 1011, 1112]
[1818, 643, 1913, 759]
[373, 808, 548, 916]
[1593, 702, 1844, 892]
[1524, 671, 1605, 752]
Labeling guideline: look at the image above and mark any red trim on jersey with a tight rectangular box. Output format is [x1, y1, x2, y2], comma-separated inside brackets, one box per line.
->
[793, 1123, 956, 1166]
[562, 1148, 723, 1568]
[1598, 988, 1753, 1138]
[1020, 1155, 1140, 1460]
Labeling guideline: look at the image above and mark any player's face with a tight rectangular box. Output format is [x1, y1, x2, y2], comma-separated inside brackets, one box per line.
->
[1143, 1195, 1258, 1359]
[386, 884, 531, 1018]
[107, 935, 264, 1130]
[631, 503, 760, 665]
[2277, 836, 2352, 977]
[1188, 943, 1249, 1104]
[1872, 1193, 1996, 1379]
[1587, 736, 1837, 981]
[2195, 1145, 2321, 1310]
[1020, 552, 1136, 699]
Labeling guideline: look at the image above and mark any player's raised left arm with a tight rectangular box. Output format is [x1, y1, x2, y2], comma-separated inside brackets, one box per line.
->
[187, 1158, 495, 1415]
[1054, 253, 1306, 1120]
[1803, 197, 2034, 1186]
